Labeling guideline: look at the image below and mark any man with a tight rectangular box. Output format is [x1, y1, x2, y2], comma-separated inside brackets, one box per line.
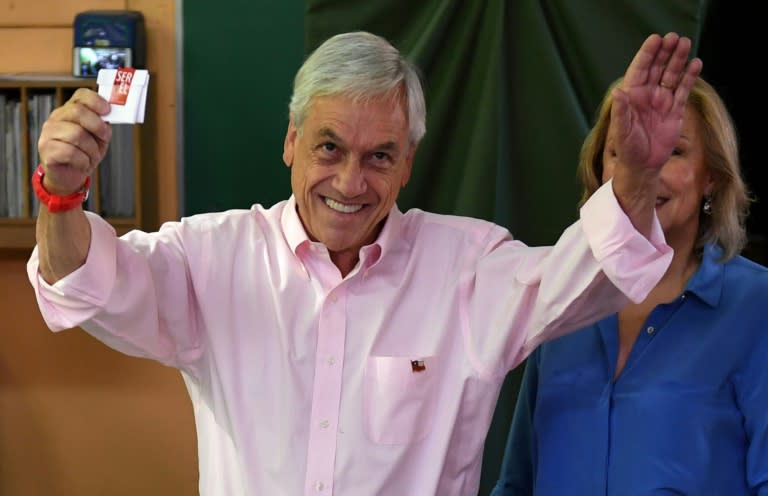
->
[28, 31, 700, 494]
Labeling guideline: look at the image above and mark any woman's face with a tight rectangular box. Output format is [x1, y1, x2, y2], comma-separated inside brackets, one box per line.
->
[602, 106, 714, 247]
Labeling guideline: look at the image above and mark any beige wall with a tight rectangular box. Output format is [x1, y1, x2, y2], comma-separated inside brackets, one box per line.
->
[0, 1, 198, 494]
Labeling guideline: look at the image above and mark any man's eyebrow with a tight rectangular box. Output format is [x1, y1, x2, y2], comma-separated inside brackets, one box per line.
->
[376, 141, 399, 152]
[316, 127, 343, 143]
[315, 129, 400, 154]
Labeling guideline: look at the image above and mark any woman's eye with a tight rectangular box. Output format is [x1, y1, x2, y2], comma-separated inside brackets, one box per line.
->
[672, 147, 683, 156]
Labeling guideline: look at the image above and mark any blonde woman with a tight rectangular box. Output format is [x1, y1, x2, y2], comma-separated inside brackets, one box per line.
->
[492, 78, 767, 496]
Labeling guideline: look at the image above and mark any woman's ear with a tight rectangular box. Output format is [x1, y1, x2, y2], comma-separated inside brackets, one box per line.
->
[704, 172, 716, 196]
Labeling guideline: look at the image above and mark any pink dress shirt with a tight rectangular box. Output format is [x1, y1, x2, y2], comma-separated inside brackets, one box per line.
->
[28, 180, 671, 495]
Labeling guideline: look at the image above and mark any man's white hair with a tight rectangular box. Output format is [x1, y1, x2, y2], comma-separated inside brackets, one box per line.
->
[288, 31, 426, 145]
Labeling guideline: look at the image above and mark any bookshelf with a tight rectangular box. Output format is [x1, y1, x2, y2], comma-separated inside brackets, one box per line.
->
[0, 73, 143, 250]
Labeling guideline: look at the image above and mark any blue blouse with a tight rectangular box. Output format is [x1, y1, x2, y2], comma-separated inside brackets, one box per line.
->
[491, 244, 768, 496]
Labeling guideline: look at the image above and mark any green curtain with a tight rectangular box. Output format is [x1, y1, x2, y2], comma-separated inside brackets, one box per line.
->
[305, 1, 708, 493]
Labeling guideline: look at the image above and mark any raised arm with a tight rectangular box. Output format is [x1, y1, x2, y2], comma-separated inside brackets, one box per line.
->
[610, 33, 703, 237]
[35, 88, 112, 284]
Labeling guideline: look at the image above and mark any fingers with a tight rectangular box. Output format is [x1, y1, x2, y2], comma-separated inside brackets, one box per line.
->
[53, 88, 112, 141]
[38, 89, 113, 192]
[40, 120, 106, 168]
[659, 35, 692, 89]
[648, 33, 679, 86]
[672, 56, 703, 108]
[624, 32, 697, 89]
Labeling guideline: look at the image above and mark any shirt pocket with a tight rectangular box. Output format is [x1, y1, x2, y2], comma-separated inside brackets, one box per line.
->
[363, 355, 439, 445]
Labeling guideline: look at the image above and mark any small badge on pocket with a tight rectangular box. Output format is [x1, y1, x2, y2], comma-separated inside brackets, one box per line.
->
[410, 359, 426, 372]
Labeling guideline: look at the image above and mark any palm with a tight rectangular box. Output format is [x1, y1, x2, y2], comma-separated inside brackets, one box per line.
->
[611, 33, 702, 173]
[617, 84, 683, 171]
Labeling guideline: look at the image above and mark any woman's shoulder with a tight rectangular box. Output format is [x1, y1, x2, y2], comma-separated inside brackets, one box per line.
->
[722, 253, 768, 285]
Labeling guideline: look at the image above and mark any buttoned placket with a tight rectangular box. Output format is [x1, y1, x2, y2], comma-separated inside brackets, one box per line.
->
[603, 291, 694, 495]
[302, 246, 349, 495]
[632, 292, 689, 356]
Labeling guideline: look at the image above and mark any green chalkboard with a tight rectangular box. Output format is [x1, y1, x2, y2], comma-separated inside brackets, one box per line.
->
[182, 1, 305, 215]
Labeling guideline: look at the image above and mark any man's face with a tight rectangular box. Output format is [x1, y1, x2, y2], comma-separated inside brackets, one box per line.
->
[283, 93, 415, 260]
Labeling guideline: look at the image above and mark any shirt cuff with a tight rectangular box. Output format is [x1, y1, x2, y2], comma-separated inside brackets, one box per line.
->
[580, 179, 673, 303]
[26, 211, 118, 331]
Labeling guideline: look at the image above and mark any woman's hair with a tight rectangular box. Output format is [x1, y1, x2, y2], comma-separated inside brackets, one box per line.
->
[577, 77, 751, 261]
[288, 31, 426, 146]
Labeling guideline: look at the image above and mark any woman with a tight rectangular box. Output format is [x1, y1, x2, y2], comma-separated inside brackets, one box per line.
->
[491, 77, 768, 495]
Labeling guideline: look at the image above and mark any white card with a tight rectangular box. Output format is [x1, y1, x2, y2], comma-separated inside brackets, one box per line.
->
[97, 68, 150, 124]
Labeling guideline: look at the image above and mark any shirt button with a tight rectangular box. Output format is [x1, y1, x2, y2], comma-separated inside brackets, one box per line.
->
[327, 356, 335, 366]
[320, 420, 329, 429]
[330, 295, 338, 303]
[315, 481, 325, 491]
[646, 326, 656, 335]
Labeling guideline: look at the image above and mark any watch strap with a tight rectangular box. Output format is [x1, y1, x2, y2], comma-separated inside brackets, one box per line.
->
[31, 164, 91, 213]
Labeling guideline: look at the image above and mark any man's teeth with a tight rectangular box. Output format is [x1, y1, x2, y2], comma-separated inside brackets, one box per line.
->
[325, 197, 363, 213]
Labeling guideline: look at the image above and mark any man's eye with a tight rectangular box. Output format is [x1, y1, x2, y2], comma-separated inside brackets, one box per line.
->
[322, 143, 337, 153]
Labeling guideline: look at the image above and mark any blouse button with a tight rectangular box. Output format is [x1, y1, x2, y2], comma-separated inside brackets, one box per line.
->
[646, 326, 656, 335]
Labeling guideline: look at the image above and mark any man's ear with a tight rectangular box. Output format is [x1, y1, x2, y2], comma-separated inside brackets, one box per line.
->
[283, 117, 297, 167]
[401, 145, 417, 187]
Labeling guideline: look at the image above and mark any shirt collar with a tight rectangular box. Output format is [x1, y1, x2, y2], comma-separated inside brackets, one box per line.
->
[280, 195, 405, 266]
[684, 243, 724, 308]
[370, 202, 404, 263]
[282, 195, 310, 254]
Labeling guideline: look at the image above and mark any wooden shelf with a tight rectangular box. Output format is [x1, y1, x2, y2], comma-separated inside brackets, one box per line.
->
[0, 73, 144, 249]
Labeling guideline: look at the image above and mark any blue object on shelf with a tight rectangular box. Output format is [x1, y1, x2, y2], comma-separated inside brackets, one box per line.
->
[73, 10, 146, 78]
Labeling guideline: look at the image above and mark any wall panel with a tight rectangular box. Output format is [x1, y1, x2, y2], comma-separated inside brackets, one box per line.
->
[0, 0, 125, 26]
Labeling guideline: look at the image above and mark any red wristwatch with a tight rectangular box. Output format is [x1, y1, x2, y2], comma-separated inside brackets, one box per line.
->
[31, 164, 91, 213]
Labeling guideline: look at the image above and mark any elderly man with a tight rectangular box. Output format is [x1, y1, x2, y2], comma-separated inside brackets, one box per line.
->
[28, 31, 700, 495]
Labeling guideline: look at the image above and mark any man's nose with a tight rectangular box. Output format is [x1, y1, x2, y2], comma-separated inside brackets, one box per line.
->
[333, 159, 367, 197]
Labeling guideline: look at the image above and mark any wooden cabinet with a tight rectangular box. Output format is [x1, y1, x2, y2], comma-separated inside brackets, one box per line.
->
[0, 73, 143, 249]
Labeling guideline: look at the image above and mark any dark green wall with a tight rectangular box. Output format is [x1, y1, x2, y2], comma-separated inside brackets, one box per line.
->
[183, 1, 305, 215]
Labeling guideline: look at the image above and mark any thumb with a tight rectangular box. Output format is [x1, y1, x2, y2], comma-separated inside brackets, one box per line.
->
[609, 87, 631, 143]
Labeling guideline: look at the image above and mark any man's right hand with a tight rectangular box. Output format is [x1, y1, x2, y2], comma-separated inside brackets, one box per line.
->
[38, 88, 112, 195]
